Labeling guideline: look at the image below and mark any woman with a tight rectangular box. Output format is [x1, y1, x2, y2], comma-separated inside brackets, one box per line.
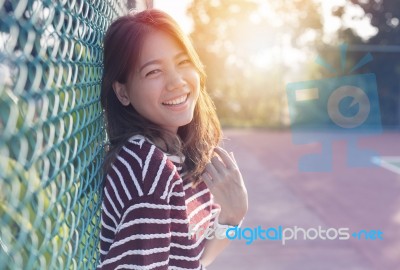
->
[99, 9, 248, 269]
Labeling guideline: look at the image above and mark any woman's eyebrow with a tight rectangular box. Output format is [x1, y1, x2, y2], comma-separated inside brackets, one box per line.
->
[139, 59, 161, 73]
[174, 51, 188, 59]
[139, 51, 188, 72]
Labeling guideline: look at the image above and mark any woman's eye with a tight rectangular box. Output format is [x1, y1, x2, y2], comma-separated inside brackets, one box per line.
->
[179, 59, 191, 65]
[145, 69, 161, 77]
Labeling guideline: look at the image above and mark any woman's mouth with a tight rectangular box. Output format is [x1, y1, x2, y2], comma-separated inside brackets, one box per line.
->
[162, 94, 189, 106]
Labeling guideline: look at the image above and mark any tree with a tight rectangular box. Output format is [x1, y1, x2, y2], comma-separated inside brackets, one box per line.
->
[332, 0, 400, 126]
[187, 0, 323, 127]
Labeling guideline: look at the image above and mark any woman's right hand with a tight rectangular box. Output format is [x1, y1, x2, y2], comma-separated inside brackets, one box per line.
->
[201, 147, 248, 225]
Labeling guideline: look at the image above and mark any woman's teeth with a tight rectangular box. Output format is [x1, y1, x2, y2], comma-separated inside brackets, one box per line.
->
[163, 94, 188, 105]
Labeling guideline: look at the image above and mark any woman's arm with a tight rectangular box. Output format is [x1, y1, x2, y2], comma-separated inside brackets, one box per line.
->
[200, 147, 248, 266]
[200, 232, 231, 267]
[99, 195, 172, 269]
[200, 212, 243, 266]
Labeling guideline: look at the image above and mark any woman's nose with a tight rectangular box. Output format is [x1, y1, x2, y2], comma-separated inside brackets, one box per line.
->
[166, 69, 186, 91]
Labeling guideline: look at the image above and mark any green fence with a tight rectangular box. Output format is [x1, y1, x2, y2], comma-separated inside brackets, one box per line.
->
[0, 1, 127, 269]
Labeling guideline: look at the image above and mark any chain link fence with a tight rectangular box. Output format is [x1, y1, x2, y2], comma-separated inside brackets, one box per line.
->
[0, 0, 127, 269]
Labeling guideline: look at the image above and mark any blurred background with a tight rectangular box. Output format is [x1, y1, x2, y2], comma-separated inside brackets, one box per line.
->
[147, 0, 400, 269]
[1, 0, 399, 269]
[150, 0, 400, 129]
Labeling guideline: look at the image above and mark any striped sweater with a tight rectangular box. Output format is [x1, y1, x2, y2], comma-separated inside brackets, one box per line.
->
[98, 135, 219, 270]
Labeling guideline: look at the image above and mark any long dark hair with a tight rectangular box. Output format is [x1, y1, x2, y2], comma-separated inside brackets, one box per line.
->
[101, 9, 221, 183]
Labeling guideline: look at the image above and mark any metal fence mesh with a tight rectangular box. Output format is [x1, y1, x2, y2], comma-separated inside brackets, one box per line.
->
[0, 0, 127, 269]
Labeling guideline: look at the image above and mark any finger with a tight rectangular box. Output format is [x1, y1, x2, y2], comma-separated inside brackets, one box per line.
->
[201, 172, 213, 186]
[230, 152, 237, 163]
[211, 156, 226, 173]
[214, 147, 237, 169]
[205, 162, 220, 181]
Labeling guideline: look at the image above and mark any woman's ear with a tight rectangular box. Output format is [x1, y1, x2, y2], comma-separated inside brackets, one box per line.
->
[112, 81, 130, 106]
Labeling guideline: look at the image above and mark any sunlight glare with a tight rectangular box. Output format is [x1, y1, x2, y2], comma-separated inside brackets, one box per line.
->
[154, 0, 193, 34]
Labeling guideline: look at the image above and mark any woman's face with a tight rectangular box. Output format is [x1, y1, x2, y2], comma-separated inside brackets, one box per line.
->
[116, 30, 200, 134]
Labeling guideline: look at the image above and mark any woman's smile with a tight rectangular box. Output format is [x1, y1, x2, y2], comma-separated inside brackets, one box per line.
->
[162, 93, 189, 106]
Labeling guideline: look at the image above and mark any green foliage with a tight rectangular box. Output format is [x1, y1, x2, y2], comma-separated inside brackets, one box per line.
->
[188, 0, 324, 127]
[331, 0, 400, 126]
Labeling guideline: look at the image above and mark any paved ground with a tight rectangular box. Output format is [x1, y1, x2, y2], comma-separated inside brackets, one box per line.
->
[208, 129, 400, 270]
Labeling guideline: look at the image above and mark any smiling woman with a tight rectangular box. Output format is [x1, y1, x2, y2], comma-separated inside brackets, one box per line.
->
[98, 9, 248, 270]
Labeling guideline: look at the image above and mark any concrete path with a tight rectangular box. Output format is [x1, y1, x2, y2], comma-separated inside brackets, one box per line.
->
[208, 129, 400, 270]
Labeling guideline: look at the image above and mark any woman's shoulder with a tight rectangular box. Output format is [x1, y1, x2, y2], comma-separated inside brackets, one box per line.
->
[123, 134, 184, 168]
[107, 134, 185, 201]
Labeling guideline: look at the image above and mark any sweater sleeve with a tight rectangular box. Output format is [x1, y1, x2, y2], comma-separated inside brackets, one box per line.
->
[99, 196, 172, 270]
[98, 138, 184, 270]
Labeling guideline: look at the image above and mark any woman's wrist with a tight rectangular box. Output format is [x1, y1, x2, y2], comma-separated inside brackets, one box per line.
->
[213, 214, 243, 240]
[217, 212, 244, 226]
